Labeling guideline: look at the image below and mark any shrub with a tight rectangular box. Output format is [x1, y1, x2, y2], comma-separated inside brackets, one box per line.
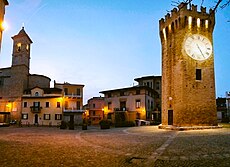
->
[99, 120, 111, 129]
[115, 121, 135, 127]
[60, 121, 67, 129]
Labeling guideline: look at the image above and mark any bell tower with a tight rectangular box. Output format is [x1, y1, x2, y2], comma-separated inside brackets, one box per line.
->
[9, 27, 33, 97]
[159, 3, 217, 128]
[11, 27, 32, 69]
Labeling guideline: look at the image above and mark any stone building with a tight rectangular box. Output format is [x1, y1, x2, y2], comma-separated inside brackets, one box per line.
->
[134, 75, 161, 121]
[0, 27, 51, 123]
[54, 82, 85, 125]
[100, 85, 156, 124]
[159, 3, 217, 128]
[0, 27, 85, 126]
[85, 97, 105, 125]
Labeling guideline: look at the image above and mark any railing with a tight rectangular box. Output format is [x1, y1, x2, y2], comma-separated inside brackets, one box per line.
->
[114, 107, 129, 112]
[30, 106, 42, 113]
[63, 107, 84, 113]
[64, 93, 82, 98]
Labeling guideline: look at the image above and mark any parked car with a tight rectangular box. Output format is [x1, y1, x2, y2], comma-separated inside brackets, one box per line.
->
[135, 119, 150, 126]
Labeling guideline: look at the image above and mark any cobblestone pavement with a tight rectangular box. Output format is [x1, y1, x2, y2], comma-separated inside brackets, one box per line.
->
[0, 126, 230, 167]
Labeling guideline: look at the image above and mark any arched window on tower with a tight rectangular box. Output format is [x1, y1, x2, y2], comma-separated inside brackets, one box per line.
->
[17, 43, 21, 52]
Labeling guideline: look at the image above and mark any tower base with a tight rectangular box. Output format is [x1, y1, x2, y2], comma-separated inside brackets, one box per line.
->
[158, 124, 222, 131]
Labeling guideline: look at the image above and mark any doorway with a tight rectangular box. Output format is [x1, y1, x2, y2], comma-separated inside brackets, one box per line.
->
[168, 110, 173, 125]
[35, 114, 38, 125]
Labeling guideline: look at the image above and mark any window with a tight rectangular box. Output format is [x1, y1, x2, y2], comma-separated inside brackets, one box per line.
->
[44, 114, 51, 120]
[136, 89, 140, 95]
[93, 103, 96, 108]
[136, 100, 141, 109]
[21, 113, 28, 120]
[34, 102, 40, 107]
[17, 43, 21, 52]
[45, 102, 49, 108]
[148, 100, 150, 110]
[35, 92, 39, 96]
[55, 114, 62, 120]
[120, 91, 125, 96]
[64, 88, 68, 95]
[93, 111, 96, 116]
[0, 77, 4, 86]
[57, 102, 61, 108]
[151, 101, 154, 110]
[108, 93, 111, 98]
[77, 101, 80, 110]
[196, 69, 202, 80]
[65, 101, 68, 109]
[147, 82, 150, 87]
[23, 102, 27, 108]
[108, 102, 112, 110]
[156, 82, 160, 90]
[120, 101, 126, 111]
[76, 88, 80, 96]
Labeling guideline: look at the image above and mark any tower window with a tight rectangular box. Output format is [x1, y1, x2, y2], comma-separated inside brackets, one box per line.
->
[17, 43, 21, 52]
[196, 69, 202, 80]
[26, 44, 29, 51]
[197, 18, 201, 28]
[205, 20, 209, 29]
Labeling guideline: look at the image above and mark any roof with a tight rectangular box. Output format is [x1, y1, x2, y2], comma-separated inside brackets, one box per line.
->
[134, 75, 161, 82]
[11, 27, 33, 43]
[24, 87, 62, 94]
[29, 74, 51, 81]
[100, 85, 158, 94]
[55, 82, 84, 87]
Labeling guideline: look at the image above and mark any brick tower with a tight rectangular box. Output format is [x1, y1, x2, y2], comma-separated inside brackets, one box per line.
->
[159, 3, 217, 128]
[10, 27, 32, 97]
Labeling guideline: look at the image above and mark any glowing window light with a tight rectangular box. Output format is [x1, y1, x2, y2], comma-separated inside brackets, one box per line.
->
[205, 20, 208, 28]
[163, 28, 166, 41]
[168, 24, 171, 32]
[197, 18, 200, 28]
[188, 16, 192, 28]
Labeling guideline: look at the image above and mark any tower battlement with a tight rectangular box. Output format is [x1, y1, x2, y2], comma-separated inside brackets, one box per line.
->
[159, 3, 215, 36]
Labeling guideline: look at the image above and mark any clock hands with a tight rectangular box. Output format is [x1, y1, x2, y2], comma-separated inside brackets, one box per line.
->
[196, 43, 205, 59]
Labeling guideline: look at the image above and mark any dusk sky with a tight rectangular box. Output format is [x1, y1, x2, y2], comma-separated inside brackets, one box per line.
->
[0, 0, 229, 104]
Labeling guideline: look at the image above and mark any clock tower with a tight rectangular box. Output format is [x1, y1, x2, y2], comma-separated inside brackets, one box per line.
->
[159, 3, 217, 128]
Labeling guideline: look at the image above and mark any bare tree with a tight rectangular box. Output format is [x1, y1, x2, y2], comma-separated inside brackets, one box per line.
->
[171, 0, 230, 21]
[172, 0, 230, 11]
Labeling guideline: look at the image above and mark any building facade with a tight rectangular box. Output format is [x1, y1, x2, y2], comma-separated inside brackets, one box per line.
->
[100, 86, 156, 124]
[159, 3, 217, 127]
[0, 27, 85, 126]
[85, 97, 105, 125]
[0, 0, 8, 50]
[55, 82, 85, 125]
[134, 75, 161, 121]
[21, 87, 63, 126]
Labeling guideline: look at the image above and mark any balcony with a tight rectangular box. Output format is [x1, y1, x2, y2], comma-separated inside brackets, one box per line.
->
[64, 93, 82, 99]
[63, 107, 84, 113]
[30, 106, 42, 113]
[114, 107, 129, 112]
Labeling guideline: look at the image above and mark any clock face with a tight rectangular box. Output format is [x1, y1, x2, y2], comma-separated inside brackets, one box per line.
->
[184, 34, 212, 61]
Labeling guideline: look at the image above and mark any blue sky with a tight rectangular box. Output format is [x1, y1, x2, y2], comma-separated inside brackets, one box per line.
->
[1, 0, 229, 103]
